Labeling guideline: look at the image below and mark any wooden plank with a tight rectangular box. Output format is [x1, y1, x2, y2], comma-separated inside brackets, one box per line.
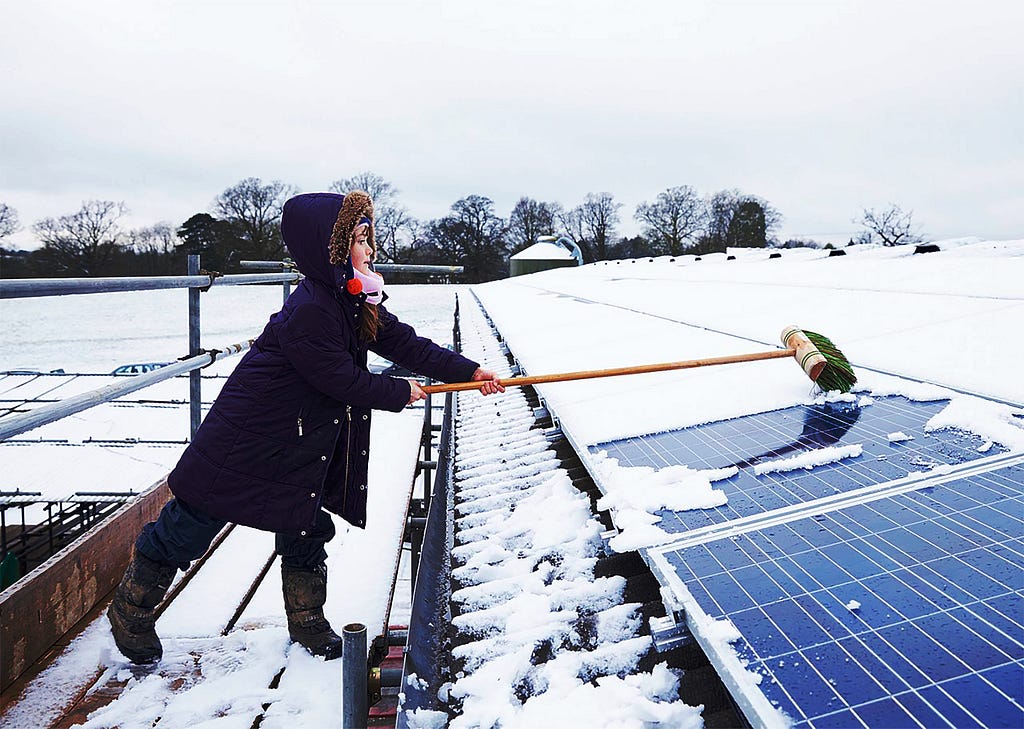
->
[0, 478, 170, 693]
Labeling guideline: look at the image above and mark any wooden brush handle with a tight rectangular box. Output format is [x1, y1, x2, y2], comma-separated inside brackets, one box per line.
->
[421, 348, 797, 395]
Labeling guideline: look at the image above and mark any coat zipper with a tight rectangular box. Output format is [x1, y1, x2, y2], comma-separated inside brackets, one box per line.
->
[342, 405, 352, 511]
[297, 417, 303, 437]
[344, 406, 352, 485]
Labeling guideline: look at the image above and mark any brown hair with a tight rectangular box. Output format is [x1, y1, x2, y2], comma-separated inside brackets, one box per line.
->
[359, 304, 379, 343]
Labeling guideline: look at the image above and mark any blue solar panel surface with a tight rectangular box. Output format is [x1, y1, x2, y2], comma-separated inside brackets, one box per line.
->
[658, 463, 1024, 727]
[590, 396, 1022, 726]
[593, 397, 1006, 534]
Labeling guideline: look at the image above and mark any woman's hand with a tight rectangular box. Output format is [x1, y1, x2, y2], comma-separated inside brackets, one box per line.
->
[407, 380, 427, 405]
[471, 368, 506, 396]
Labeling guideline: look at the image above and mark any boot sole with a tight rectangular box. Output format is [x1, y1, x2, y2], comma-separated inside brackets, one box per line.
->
[290, 636, 343, 661]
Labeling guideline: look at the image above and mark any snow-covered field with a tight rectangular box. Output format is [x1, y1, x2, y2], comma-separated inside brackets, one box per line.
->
[1, 283, 466, 374]
[0, 284, 466, 506]
[0, 283, 464, 728]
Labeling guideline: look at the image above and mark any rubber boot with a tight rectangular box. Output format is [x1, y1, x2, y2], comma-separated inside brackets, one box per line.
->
[107, 551, 176, 664]
[282, 563, 343, 660]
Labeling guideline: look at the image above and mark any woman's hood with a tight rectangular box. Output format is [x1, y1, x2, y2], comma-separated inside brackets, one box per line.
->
[280, 191, 374, 289]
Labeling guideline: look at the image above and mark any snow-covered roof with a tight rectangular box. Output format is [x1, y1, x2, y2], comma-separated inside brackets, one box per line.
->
[470, 238, 1024, 728]
[510, 241, 576, 260]
[477, 239, 1024, 445]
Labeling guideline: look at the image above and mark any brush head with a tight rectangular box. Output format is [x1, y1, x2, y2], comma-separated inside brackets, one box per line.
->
[801, 329, 857, 393]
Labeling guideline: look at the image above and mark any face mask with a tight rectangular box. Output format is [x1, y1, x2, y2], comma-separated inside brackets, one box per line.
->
[350, 266, 385, 305]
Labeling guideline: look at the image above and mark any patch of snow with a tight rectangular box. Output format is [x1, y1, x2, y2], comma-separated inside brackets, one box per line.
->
[887, 431, 914, 443]
[403, 709, 449, 729]
[926, 395, 1024, 452]
[588, 452, 735, 550]
[752, 444, 863, 475]
[406, 672, 429, 691]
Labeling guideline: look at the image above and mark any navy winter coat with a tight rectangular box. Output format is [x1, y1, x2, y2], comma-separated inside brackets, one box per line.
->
[168, 192, 479, 534]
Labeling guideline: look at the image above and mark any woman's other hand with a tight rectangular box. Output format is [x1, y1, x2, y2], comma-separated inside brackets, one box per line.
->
[471, 368, 505, 396]
[407, 380, 427, 405]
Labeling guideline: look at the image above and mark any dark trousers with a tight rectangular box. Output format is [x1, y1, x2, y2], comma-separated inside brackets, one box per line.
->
[135, 497, 337, 572]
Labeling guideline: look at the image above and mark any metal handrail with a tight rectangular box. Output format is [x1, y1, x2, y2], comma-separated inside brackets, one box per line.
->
[0, 340, 252, 440]
[0, 272, 300, 299]
[1, 258, 463, 444]
[238, 260, 465, 275]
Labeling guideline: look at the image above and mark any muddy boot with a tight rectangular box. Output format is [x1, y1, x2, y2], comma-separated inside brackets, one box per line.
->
[282, 563, 343, 660]
[107, 551, 176, 664]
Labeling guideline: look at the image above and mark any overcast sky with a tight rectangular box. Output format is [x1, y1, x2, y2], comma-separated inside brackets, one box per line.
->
[2, 0, 1022, 250]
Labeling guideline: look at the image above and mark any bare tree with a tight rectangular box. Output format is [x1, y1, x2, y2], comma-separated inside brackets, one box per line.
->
[123, 222, 180, 275]
[33, 200, 127, 276]
[127, 222, 179, 256]
[0, 203, 19, 241]
[556, 207, 587, 256]
[761, 198, 783, 242]
[563, 192, 621, 262]
[214, 178, 296, 261]
[508, 197, 562, 253]
[329, 172, 413, 263]
[856, 205, 925, 247]
[426, 195, 508, 282]
[635, 186, 707, 256]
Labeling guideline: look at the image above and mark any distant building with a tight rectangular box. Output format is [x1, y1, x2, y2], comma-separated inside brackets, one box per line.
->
[509, 238, 581, 277]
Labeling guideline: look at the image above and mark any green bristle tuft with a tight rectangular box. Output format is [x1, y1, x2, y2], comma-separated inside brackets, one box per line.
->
[802, 329, 857, 393]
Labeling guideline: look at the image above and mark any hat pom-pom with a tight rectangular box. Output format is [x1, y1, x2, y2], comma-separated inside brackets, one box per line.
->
[346, 278, 363, 295]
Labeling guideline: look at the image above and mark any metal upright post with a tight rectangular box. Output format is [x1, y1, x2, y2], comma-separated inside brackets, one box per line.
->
[342, 623, 368, 729]
[422, 384, 433, 514]
[188, 254, 202, 439]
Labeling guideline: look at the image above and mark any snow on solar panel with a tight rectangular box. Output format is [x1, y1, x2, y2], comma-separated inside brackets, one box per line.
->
[592, 396, 1006, 535]
[650, 461, 1024, 728]
[586, 394, 1023, 726]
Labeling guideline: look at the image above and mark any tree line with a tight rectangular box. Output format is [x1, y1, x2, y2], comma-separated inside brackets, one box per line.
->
[0, 177, 925, 284]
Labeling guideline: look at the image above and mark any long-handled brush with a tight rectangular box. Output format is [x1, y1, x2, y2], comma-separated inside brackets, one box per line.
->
[421, 325, 857, 395]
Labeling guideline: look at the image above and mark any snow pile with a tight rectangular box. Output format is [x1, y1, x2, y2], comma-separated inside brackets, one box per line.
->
[426, 297, 698, 729]
[75, 628, 290, 729]
[590, 452, 734, 551]
[925, 395, 1024, 452]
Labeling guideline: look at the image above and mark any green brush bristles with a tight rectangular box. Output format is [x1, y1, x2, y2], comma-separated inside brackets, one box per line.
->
[802, 329, 857, 393]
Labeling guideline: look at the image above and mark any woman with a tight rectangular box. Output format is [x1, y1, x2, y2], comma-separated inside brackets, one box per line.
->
[108, 191, 502, 663]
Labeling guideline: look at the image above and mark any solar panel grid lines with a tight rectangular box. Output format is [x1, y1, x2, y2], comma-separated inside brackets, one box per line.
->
[650, 464, 1024, 728]
[631, 450, 1024, 559]
[593, 397, 1008, 538]
[589, 393, 1024, 728]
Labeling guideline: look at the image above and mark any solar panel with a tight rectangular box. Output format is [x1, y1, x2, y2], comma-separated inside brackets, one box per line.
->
[651, 461, 1024, 727]
[592, 396, 1006, 534]
[587, 395, 1023, 726]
